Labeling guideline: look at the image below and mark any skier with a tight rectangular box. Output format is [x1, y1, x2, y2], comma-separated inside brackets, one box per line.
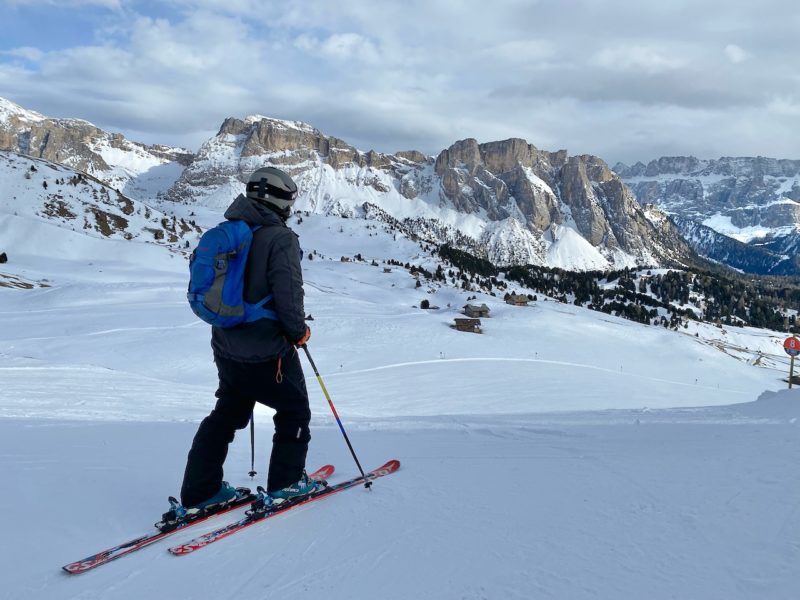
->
[178, 166, 319, 517]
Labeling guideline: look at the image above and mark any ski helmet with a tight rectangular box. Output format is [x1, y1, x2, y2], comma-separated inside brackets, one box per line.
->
[245, 167, 298, 218]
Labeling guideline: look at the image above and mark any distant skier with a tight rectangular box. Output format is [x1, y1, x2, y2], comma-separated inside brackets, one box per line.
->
[177, 166, 319, 517]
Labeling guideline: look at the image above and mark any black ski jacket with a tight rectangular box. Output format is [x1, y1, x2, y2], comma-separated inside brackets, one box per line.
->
[210, 194, 306, 362]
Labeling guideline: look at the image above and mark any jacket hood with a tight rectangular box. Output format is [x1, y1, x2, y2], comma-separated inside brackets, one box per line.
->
[224, 194, 286, 227]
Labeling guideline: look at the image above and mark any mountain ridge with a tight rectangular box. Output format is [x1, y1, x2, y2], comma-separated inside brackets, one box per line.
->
[0, 96, 743, 273]
[614, 155, 800, 276]
[162, 114, 697, 269]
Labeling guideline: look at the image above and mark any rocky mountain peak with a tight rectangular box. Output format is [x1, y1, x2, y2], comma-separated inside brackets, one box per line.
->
[0, 96, 193, 199]
[427, 136, 694, 267]
[616, 155, 800, 180]
[166, 114, 412, 208]
[480, 138, 538, 174]
[434, 137, 564, 176]
[0, 97, 47, 123]
[434, 138, 482, 175]
[395, 150, 429, 164]
[218, 115, 316, 141]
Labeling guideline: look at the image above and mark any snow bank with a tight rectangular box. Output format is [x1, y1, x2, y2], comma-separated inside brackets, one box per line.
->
[727, 388, 800, 422]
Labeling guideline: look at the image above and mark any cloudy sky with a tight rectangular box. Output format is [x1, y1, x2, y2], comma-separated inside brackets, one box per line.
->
[1, 0, 798, 164]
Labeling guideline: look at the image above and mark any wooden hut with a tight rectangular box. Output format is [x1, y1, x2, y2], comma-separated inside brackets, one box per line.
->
[463, 303, 490, 318]
[505, 294, 530, 306]
[453, 318, 482, 334]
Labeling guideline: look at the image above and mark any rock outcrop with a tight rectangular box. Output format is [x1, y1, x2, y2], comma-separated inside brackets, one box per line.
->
[432, 139, 694, 267]
[615, 155, 800, 276]
[165, 115, 432, 209]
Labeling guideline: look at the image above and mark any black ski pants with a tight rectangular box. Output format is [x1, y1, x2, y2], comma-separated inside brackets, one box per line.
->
[180, 349, 311, 506]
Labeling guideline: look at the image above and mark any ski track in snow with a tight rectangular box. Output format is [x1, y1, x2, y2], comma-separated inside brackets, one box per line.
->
[330, 357, 754, 395]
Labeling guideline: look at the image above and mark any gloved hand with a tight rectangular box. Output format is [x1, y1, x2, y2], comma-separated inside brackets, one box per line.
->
[294, 326, 311, 347]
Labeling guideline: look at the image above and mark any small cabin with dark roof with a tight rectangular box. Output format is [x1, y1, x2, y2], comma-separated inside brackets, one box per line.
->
[505, 294, 530, 306]
[463, 303, 490, 318]
[453, 318, 482, 334]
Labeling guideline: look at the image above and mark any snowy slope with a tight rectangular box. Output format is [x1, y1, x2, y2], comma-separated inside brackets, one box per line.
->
[0, 151, 201, 255]
[1, 174, 799, 598]
[3, 403, 799, 600]
[546, 224, 611, 270]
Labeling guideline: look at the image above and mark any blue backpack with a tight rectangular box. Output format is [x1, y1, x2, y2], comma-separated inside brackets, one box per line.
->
[187, 220, 278, 328]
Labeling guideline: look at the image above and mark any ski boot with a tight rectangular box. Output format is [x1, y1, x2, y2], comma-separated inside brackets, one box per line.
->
[186, 482, 239, 514]
[269, 470, 327, 504]
[156, 482, 240, 531]
[247, 471, 327, 517]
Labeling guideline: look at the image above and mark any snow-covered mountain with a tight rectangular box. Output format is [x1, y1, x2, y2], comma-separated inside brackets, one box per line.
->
[669, 214, 800, 275]
[615, 156, 800, 275]
[0, 97, 192, 201]
[161, 114, 696, 270]
[0, 150, 201, 271]
[0, 97, 701, 271]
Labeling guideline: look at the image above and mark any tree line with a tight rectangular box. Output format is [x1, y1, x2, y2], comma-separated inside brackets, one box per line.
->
[435, 245, 799, 333]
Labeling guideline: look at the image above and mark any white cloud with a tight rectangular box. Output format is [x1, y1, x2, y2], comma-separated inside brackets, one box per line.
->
[592, 45, 686, 74]
[295, 33, 380, 64]
[293, 34, 318, 53]
[0, 9, 276, 137]
[768, 96, 800, 116]
[724, 44, 751, 64]
[3, 47, 44, 62]
[480, 40, 555, 67]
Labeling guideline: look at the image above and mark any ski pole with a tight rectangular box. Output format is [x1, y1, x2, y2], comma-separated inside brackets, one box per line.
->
[248, 412, 257, 478]
[300, 344, 372, 489]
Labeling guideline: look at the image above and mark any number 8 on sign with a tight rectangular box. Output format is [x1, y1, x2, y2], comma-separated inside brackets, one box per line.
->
[785, 336, 800, 357]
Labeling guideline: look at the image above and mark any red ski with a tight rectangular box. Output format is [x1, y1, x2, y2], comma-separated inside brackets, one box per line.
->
[62, 465, 335, 574]
[169, 460, 400, 556]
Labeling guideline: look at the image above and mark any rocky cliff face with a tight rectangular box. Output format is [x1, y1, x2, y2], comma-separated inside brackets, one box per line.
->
[0, 97, 192, 200]
[432, 138, 694, 266]
[164, 115, 417, 209]
[614, 156, 800, 276]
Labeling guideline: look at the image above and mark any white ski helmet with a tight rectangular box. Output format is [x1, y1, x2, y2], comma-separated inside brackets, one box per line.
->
[245, 167, 298, 218]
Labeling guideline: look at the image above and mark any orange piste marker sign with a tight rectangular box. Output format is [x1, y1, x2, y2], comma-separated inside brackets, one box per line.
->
[785, 336, 800, 357]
